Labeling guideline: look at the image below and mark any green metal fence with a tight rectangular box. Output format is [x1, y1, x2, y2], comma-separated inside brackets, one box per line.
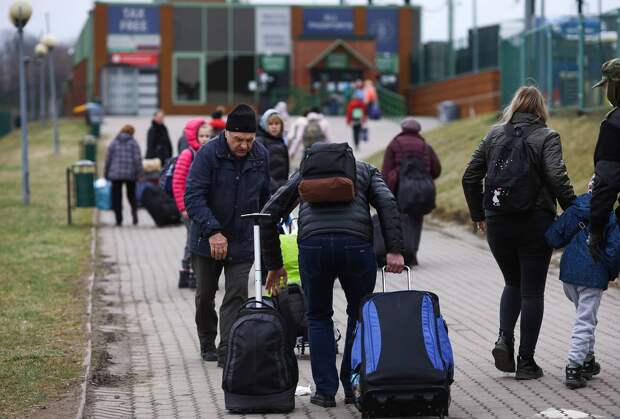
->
[377, 85, 406, 117]
[500, 10, 620, 111]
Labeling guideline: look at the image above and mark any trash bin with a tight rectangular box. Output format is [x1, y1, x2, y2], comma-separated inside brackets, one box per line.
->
[90, 122, 101, 138]
[80, 135, 97, 162]
[438, 101, 460, 123]
[72, 160, 96, 208]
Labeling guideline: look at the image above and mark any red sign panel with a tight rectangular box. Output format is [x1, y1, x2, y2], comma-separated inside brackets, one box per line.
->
[110, 52, 158, 67]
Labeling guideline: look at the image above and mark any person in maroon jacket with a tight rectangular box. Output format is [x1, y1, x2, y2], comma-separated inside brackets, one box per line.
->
[382, 117, 441, 265]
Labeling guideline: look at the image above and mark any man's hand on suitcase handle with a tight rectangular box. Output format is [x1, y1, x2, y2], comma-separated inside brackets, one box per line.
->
[266, 267, 288, 296]
[209, 233, 228, 260]
[385, 253, 405, 273]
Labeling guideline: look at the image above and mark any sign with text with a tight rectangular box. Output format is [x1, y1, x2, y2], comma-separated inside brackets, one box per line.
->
[107, 5, 160, 51]
[367, 9, 399, 53]
[261, 55, 287, 73]
[303, 8, 354, 36]
[256, 8, 291, 54]
[110, 51, 159, 67]
[108, 5, 160, 35]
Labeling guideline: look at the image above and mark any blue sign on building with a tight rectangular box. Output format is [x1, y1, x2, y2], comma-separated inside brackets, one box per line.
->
[367, 9, 399, 53]
[303, 8, 354, 36]
[107, 5, 160, 35]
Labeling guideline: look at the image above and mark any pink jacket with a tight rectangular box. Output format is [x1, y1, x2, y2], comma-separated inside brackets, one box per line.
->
[172, 118, 206, 212]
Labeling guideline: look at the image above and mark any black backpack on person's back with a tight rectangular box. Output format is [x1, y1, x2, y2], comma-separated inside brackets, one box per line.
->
[483, 122, 545, 213]
[397, 142, 436, 216]
[298, 142, 356, 204]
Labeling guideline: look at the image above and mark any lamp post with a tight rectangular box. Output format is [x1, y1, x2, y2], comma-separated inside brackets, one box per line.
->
[24, 55, 35, 121]
[42, 34, 59, 154]
[35, 42, 47, 125]
[9, 1, 32, 206]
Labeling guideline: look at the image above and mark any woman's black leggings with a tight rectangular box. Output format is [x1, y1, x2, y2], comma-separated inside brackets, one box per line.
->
[486, 211, 554, 359]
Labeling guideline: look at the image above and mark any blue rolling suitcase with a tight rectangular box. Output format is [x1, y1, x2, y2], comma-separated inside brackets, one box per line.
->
[351, 267, 454, 419]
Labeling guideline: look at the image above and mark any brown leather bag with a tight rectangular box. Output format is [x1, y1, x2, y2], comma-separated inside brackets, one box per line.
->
[297, 143, 356, 204]
[298, 177, 355, 203]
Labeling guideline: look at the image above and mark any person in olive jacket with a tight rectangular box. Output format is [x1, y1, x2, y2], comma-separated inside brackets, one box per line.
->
[261, 151, 404, 408]
[145, 109, 173, 165]
[255, 108, 289, 193]
[185, 104, 271, 366]
[462, 86, 576, 381]
[588, 59, 620, 260]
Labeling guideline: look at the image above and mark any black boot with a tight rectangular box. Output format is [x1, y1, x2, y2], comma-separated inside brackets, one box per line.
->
[200, 342, 217, 362]
[310, 393, 336, 408]
[492, 332, 515, 372]
[178, 270, 190, 288]
[132, 210, 138, 225]
[515, 355, 543, 380]
[565, 363, 587, 389]
[583, 355, 601, 379]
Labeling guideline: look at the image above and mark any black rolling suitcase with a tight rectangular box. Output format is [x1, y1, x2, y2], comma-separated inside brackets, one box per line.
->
[351, 267, 454, 419]
[222, 213, 298, 414]
[141, 187, 181, 227]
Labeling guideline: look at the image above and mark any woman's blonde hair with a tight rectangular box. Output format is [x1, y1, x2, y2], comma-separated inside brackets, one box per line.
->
[501, 86, 549, 124]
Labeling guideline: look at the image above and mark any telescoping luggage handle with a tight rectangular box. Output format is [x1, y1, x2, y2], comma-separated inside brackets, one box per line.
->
[241, 213, 271, 304]
[381, 266, 411, 292]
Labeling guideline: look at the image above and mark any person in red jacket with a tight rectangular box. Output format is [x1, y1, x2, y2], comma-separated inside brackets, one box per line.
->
[209, 109, 227, 137]
[382, 117, 441, 266]
[173, 118, 213, 289]
[345, 91, 368, 150]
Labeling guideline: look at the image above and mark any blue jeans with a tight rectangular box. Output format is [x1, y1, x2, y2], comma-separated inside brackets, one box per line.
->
[298, 233, 377, 397]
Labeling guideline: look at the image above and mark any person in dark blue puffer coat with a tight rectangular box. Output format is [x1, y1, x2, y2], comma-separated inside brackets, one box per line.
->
[545, 186, 619, 390]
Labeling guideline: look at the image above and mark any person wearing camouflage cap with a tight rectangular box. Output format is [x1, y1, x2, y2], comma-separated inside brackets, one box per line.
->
[592, 58, 620, 105]
[588, 58, 620, 262]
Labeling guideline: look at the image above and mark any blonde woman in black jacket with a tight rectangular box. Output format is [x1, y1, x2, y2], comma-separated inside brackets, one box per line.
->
[462, 86, 576, 380]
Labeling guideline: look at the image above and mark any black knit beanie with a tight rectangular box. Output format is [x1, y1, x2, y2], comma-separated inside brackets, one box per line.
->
[226, 104, 257, 133]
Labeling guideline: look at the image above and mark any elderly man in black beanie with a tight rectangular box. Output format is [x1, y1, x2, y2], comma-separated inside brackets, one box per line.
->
[185, 104, 271, 366]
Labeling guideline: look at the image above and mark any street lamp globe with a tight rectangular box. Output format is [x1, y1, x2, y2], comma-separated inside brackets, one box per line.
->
[9, 1, 32, 29]
[41, 34, 57, 50]
[35, 43, 47, 57]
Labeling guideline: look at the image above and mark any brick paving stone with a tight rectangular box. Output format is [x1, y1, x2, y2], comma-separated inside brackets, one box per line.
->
[89, 117, 620, 418]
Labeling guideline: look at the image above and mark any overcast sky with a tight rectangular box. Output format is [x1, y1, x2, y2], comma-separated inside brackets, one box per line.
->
[2, 0, 620, 45]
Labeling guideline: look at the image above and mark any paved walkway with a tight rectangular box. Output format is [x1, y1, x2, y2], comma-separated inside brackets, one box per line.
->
[87, 116, 620, 418]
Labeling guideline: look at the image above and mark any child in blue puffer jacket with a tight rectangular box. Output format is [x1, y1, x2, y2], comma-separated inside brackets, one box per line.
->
[545, 181, 620, 390]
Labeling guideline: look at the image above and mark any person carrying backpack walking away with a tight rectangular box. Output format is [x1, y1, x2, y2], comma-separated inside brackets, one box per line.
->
[382, 117, 441, 266]
[462, 86, 576, 380]
[256, 109, 290, 193]
[260, 142, 405, 408]
[545, 178, 619, 389]
[104, 124, 143, 226]
[288, 107, 331, 161]
[346, 91, 368, 150]
[172, 118, 212, 289]
[185, 104, 271, 366]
